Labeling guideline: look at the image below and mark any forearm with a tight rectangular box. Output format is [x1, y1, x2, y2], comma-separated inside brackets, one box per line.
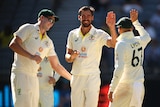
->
[9, 42, 33, 59]
[109, 27, 117, 48]
[53, 64, 71, 81]
[133, 20, 151, 42]
[133, 20, 148, 36]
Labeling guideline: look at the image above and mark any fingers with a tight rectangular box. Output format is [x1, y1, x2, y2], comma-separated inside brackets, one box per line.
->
[130, 9, 138, 22]
[73, 50, 80, 54]
[48, 77, 56, 84]
[108, 91, 113, 102]
[107, 11, 115, 18]
[33, 55, 42, 64]
[106, 11, 116, 21]
[106, 11, 116, 28]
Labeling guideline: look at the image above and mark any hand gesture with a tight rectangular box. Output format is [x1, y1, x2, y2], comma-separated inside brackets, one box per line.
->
[106, 11, 116, 28]
[130, 9, 138, 22]
[48, 76, 56, 85]
[108, 91, 113, 102]
[32, 55, 42, 64]
[71, 50, 80, 59]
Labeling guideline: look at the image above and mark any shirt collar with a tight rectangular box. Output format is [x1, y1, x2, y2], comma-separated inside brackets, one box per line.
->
[34, 23, 47, 40]
[117, 31, 134, 41]
[34, 23, 40, 31]
[78, 25, 96, 36]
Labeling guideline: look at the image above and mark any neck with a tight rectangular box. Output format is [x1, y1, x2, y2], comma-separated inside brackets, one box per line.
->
[39, 24, 46, 35]
[81, 25, 92, 36]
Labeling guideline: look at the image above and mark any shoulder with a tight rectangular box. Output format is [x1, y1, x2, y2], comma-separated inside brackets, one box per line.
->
[46, 36, 54, 44]
[18, 23, 36, 32]
[93, 27, 108, 35]
[116, 41, 126, 49]
[20, 23, 34, 29]
[69, 28, 79, 34]
[68, 28, 79, 38]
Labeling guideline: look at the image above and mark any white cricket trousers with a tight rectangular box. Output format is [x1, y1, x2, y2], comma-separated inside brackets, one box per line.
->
[11, 72, 39, 107]
[71, 74, 101, 107]
[109, 82, 144, 107]
[39, 86, 54, 107]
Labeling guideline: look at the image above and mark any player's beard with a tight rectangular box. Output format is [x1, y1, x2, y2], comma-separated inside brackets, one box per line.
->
[81, 20, 92, 27]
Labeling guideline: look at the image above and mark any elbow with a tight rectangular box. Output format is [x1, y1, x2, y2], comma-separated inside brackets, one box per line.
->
[110, 42, 116, 48]
[8, 43, 15, 51]
[111, 44, 116, 48]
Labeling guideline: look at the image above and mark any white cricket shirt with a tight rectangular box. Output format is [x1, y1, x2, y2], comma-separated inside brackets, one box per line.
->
[11, 23, 57, 74]
[38, 57, 60, 87]
[110, 20, 151, 92]
[66, 25, 111, 75]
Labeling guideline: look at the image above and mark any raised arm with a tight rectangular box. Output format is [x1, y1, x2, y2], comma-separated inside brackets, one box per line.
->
[130, 9, 151, 43]
[106, 11, 117, 48]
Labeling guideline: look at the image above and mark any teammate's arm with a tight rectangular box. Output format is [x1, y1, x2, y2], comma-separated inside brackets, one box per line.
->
[48, 55, 71, 81]
[9, 36, 42, 64]
[130, 9, 151, 43]
[106, 11, 117, 48]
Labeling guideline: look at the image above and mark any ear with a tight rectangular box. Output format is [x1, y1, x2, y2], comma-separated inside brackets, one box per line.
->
[92, 15, 94, 21]
[78, 15, 81, 21]
[131, 26, 134, 30]
[39, 15, 44, 20]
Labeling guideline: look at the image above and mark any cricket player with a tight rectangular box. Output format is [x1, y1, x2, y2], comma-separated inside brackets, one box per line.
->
[65, 6, 117, 107]
[9, 9, 71, 107]
[38, 57, 60, 107]
[108, 9, 151, 107]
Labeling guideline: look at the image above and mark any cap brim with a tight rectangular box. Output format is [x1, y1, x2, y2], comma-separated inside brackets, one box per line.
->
[54, 16, 59, 22]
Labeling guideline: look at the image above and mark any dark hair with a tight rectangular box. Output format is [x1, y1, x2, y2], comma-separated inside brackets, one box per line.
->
[78, 6, 95, 16]
[116, 17, 133, 28]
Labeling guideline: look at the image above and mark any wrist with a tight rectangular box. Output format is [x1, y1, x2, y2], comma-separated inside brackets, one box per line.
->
[29, 54, 34, 60]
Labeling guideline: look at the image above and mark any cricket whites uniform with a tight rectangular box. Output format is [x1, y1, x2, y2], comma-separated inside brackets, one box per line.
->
[38, 57, 60, 107]
[11, 23, 57, 107]
[109, 20, 151, 107]
[67, 25, 111, 107]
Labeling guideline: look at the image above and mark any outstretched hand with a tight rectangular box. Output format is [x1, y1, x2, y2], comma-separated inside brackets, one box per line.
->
[130, 9, 138, 22]
[106, 11, 116, 28]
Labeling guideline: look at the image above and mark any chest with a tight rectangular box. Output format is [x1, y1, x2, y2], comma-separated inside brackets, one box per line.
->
[72, 34, 100, 49]
[23, 31, 51, 55]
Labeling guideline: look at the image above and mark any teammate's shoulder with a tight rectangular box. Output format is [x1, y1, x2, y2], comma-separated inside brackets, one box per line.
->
[19, 23, 35, 30]
[94, 27, 108, 34]
[116, 41, 126, 47]
[70, 28, 79, 32]
[17, 24, 36, 33]
[21, 23, 34, 27]
[69, 28, 79, 35]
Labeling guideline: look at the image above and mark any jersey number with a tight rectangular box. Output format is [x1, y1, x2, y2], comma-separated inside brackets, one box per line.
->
[131, 47, 142, 67]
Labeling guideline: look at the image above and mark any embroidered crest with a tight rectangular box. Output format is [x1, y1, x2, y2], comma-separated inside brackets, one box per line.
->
[45, 41, 49, 47]
[89, 35, 95, 40]
[17, 88, 21, 95]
